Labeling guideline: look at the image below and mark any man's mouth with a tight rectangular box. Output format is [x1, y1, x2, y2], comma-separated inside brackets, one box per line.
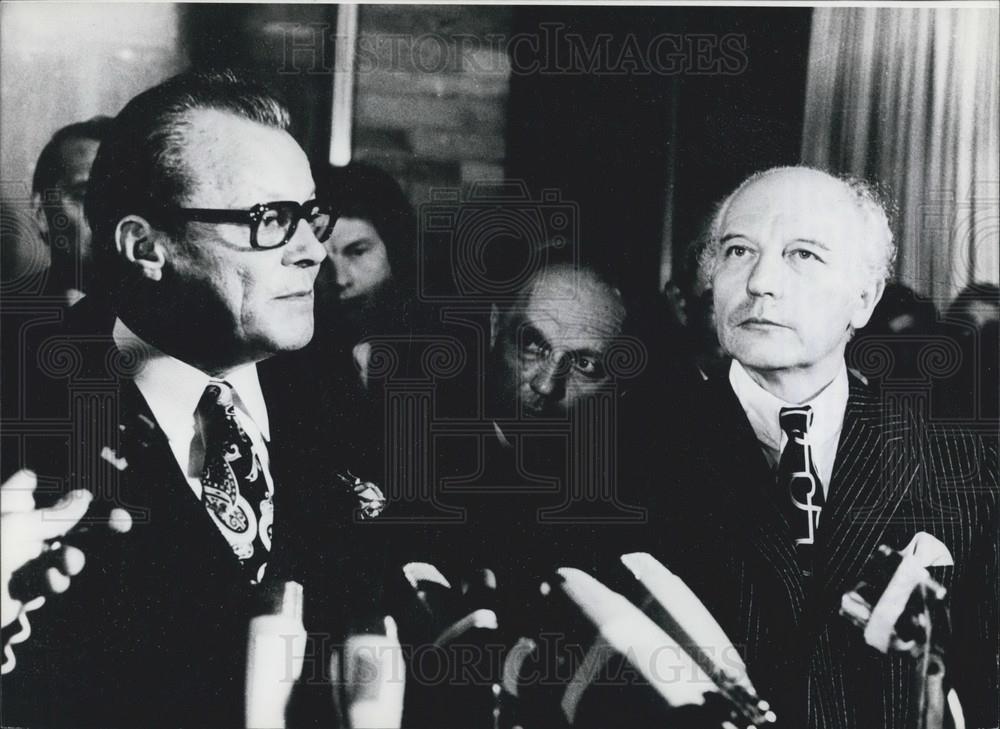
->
[740, 316, 789, 328]
[275, 290, 314, 300]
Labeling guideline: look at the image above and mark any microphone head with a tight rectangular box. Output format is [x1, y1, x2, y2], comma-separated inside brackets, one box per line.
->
[510, 566, 723, 729]
[336, 617, 405, 729]
[619, 553, 776, 726]
[390, 563, 504, 728]
[620, 553, 754, 690]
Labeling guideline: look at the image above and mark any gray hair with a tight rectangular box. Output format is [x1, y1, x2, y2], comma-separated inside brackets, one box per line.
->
[86, 69, 291, 290]
[698, 166, 897, 289]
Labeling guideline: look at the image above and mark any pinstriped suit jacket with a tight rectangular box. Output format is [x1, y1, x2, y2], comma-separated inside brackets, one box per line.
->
[655, 372, 999, 729]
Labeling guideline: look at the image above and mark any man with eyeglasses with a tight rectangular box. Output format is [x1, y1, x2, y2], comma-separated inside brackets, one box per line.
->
[1, 70, 384, 728]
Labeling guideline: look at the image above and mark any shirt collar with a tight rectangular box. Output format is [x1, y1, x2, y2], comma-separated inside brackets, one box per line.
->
[111, 318, 270, 442]
[728, 359, 848, 452]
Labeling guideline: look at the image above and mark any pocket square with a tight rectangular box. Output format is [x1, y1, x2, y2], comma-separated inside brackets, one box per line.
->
[900, 531, 954, 568]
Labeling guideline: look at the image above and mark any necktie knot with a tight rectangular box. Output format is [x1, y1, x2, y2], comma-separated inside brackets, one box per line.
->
[779, 405, 813, 439]
[200, 380, 235, 413]
[198, 381, 239, 447]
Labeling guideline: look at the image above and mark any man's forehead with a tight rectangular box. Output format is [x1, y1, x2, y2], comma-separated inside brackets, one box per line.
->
[517, 267, 625, 341]
[723, 169, 861, 237]
[178, 109, 312, 206]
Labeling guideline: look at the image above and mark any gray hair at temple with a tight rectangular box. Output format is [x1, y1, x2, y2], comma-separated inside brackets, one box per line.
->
[698, 166, 897, 290]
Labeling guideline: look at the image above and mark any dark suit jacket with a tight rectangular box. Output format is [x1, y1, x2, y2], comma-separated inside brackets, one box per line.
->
[648, 372, 999, 729]
[1, 297, 384, 728]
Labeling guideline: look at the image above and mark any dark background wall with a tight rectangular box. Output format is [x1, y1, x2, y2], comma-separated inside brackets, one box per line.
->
[181, 4, 815, 301]
[2, 4, 811, 302]
[182, 4, 337, 164]
[505, 6, 812, 299]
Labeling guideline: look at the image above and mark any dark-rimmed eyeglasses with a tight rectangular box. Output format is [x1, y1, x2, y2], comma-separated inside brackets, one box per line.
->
[157, 199, 336, 250]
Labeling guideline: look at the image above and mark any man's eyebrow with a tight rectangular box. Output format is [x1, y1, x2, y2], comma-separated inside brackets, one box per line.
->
[793, 238, 831, 251]
[343, 239, 373, 251]
[519, 323, 550, 346]
[720, 233, 749, 244]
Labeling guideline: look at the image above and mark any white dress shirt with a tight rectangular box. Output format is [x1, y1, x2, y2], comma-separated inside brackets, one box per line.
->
[112, 319, 274, 500]
[728, 359, 849, 497]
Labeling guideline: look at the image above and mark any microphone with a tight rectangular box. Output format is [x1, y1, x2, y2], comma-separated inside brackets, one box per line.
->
[620, 552, 775, 726]
[840, 544, 947, 654]
[398, 562, 500, 645]
[555, 566, 717, 721]
[839, 544, 963, 729]
[392, 563, 501, 728]
[333, 616, 405, 729]
[510, 566, 779, 728]
[244, 581, 307, 729]
[435, 568, 499, 646]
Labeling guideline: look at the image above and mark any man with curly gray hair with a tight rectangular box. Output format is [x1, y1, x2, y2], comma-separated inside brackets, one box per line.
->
[649, 165, 997, 729]
[700, 167, 895, 396]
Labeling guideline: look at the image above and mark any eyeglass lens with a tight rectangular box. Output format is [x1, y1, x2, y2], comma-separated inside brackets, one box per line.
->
[257, 202, 332, 248]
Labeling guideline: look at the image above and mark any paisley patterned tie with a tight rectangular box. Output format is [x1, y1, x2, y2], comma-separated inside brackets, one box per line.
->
[198, 380, 273, 583]
[777, 406, 825, 577]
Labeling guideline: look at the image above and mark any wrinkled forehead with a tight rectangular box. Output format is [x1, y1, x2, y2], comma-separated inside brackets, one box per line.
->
[722, 169, 865, 246]
[178, 109, 314, 208]
[516, 267, 626, 344]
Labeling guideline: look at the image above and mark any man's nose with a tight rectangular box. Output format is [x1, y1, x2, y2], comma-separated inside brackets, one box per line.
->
[282, 221, 326, 269]
[333, 259, 352, 291]
[746, 250, 784, 298]
[530, 354, 566, 400]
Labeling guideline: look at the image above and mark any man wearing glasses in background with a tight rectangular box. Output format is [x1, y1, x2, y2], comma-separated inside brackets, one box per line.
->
[1, 70, 383, 727]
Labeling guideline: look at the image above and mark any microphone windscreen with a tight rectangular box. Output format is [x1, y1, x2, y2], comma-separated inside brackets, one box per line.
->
[620, 552, 754, 694]
[339, 617, 405, 729]
[556, 567, 714, 712]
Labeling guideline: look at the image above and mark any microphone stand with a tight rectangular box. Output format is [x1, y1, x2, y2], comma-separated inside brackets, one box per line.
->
[911, 591, 957, 729]
[840, 546, 964, 729]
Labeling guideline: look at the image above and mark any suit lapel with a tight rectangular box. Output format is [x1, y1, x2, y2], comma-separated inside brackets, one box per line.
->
[117, 379, 249, 583]
[57, 301, 249, 581]
[701, 379, 809, 618]
[803, 377, 919, 635]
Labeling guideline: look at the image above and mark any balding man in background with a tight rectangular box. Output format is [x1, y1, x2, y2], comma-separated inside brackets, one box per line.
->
[649, 167, 998, 729]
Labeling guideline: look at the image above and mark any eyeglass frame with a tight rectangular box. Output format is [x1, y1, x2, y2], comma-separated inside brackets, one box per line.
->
[151, 199, 337, 250]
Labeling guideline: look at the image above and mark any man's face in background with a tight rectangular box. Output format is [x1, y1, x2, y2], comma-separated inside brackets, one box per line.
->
[314, 216, 394, 334]
[37, 136, 100, 291]
[490, 264, 626, 419]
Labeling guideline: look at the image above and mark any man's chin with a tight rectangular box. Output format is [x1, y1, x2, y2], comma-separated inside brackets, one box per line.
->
[722, 336, 795, 369]
[264, 323, 315, 354]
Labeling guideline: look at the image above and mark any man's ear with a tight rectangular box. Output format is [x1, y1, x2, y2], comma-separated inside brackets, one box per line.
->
[489, 304, 501, 350]
[851, 277, 886, 330]
[115, 215, 166, 282]
[31, 192, 49, 241]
